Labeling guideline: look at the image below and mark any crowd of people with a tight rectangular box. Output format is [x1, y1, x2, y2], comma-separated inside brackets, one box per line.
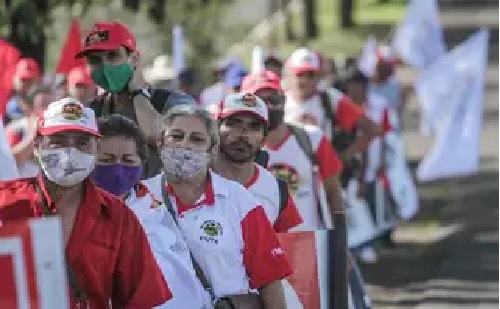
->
[0, 19, 412, 308]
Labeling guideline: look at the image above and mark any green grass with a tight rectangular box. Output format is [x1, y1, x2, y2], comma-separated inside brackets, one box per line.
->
[231, 0, 407, 63]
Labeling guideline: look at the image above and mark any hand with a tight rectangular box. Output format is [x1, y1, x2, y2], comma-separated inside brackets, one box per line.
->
[128, 68, 147, 92]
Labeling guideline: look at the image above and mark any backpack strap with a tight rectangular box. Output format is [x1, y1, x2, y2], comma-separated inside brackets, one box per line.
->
[276, 178, 289, 214]
[287, 124, 318, 166]
[319, 90, 337, 142]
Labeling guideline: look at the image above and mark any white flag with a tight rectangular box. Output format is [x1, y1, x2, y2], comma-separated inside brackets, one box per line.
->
[172, 25, 185, 75]
[358, 36, 377, 77]
[0, 119, 20, 181]
[251, 46, 264, 74]
[392, 0, 446, 69]
[416, 29, 489, 181]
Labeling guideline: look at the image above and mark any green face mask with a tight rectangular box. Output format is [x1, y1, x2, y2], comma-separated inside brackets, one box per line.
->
[91, 63, 134, 93]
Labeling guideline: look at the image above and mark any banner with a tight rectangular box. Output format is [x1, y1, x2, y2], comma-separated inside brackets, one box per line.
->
[55, 19, 86, 75]
[415, 29, 489, 181]
[0, 217, 69, 309]
[278, 231, 370, 309]
[251, 46, 264, 74]
[0, 119, 20, 180]
[358, 36, 377, 78]
[172, 25, 185, 76]
[345, 180, 378, 248]
[392, 0, 445, 69]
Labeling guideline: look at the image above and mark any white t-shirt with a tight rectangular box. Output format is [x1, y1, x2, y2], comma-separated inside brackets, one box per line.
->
[125, 183, 211, 309]
[243, 164, 302, 232]
[284, 88, 364, 140]
[143, 171, 292, 298]
[263, 125, 343, 231]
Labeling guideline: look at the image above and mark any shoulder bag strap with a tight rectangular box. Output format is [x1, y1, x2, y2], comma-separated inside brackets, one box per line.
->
[160, 174, 217, 303]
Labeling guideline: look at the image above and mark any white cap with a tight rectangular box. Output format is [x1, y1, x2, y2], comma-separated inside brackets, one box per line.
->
[286, 47, 321, 74]
[143, 54, 176, 83]
[38, 97, 101, 137]
[214, 93, 268, 124]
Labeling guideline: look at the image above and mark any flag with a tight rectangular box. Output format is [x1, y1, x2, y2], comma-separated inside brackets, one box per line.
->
[0, 39, 21, 118]
[415, 29, 489, 181]
[172, 25, 185, 76]
[358, 36, 377, 77]
[0, 217, 69, 308]
[251, 46, 264, 74]
[0, 119, 20, 180]
[55, 19, 85, 75]
[392, 0, 446, 69]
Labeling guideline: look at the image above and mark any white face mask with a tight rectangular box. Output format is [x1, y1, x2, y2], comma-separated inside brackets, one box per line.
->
[37, 147, 96, 187]
[160, 147, 210, 179]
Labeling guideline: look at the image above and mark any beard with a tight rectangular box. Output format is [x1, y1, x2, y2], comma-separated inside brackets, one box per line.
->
[219, 140, 261, 164]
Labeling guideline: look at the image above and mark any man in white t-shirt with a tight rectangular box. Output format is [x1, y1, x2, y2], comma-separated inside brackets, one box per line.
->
[212, 92, 302, 232]
[241, 70, 345, 231]
[283, 47, 380, 164]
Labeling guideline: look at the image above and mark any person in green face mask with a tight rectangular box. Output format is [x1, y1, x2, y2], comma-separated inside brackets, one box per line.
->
[75, 21, 196, 178]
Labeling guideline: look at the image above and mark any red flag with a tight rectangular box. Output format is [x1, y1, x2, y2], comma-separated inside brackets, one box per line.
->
[0, 39, 21, 118]
[55, 19, 86, 75]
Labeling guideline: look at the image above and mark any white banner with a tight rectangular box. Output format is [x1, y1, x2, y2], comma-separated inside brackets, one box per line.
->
[416, 29, 489, 181]
[251, 46, 264, 74]
[392, 0, 446, 69]
[358, 36, 377, 78]
[172, 25, 185, 75]
[0, 119, 20, 180]
[0, 217, 69, 308]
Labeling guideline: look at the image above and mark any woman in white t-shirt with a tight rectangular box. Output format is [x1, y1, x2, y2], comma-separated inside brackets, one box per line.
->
[89, 114, 210, 309]
[145, 104, 292, 308]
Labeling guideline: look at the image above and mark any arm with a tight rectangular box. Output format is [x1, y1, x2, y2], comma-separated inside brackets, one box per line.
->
[259, 280, 286, 309]
[334, 98, 382, 159]
[241, 203, 291, 307]
[343, 116, 382, 159]
[273, 190, 303, 232]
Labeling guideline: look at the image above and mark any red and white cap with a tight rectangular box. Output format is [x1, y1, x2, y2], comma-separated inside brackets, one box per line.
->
[5, 116, 38, 154]
[214, 93, 268, 124]
[241, 70, 283, 94]
[67, 66, 94, 88]
[285, 47, 321, 74]
[76, 21, 136, 58]
[38, 97, 101, 137]
[14, 58, 41, 80]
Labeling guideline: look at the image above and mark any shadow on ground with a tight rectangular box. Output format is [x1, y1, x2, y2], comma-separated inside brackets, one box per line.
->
[359, 170, 499, 307]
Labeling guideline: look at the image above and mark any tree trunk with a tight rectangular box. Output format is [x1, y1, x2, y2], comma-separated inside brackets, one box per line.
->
[7, 0, 48, 70]
[338, 0, 354, 28]
[304, 0, 318, 38]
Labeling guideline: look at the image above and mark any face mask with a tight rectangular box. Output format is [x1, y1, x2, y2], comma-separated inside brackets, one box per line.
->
[90, 164, 142, 197]
[160, 147, 210, 179]
[91, 63, 134, 93]
[37, 147, 96, 187]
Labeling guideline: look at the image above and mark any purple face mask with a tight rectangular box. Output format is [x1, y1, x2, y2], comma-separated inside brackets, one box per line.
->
[90, 164, 142, 197]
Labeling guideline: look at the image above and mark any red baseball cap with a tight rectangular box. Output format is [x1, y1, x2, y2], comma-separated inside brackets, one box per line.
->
[285, 48, 321, 75]
[67, 66, 94, 88]
[76, 21, 136, 58]
[241, 70, 283, 94]
[15, 58, 41, 80]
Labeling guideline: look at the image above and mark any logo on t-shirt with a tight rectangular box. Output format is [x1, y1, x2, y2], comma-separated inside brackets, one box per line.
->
[200, 220, 223, 244]
[268, 164, 300, 195]
[297, 113, 319, 126]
